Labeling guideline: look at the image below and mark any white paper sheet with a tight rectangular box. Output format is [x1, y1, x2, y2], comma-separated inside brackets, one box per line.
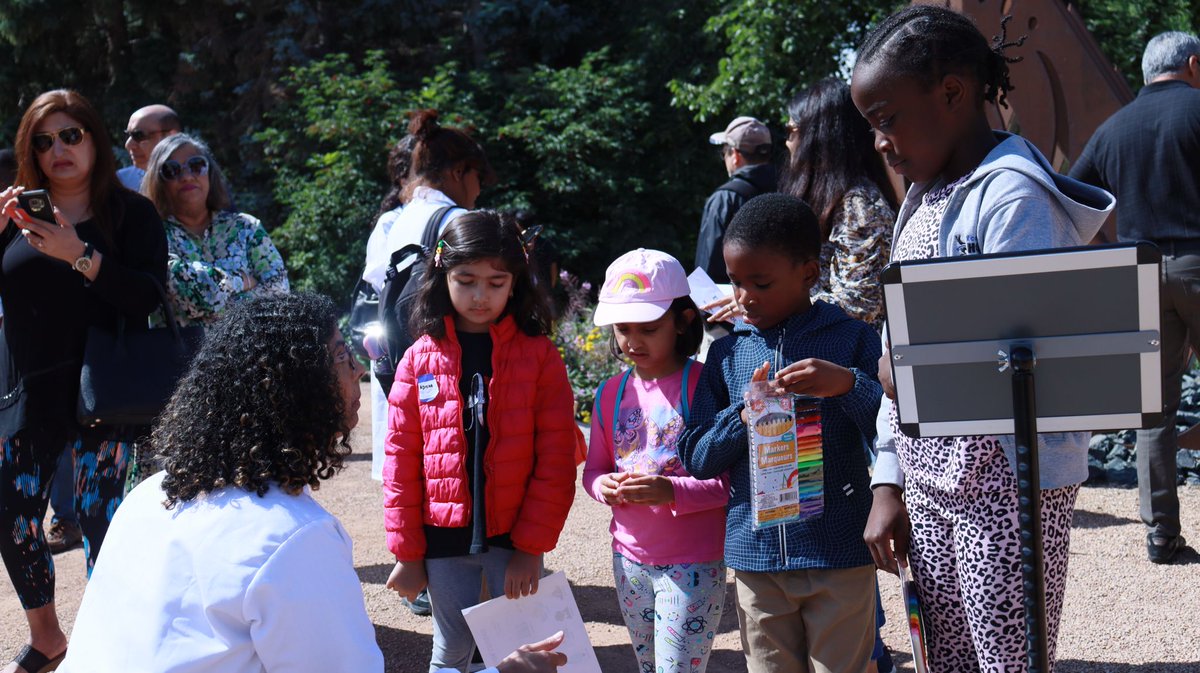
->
[461, 571, 601, 673]
[687, 267, 733, 313]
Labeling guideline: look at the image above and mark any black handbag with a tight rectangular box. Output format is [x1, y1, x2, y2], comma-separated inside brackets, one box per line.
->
[347, 277, 379, 360]
[77, 279, 205, 428]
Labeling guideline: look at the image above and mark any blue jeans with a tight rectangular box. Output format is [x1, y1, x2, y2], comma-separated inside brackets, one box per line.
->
[425, 547, 520, 673]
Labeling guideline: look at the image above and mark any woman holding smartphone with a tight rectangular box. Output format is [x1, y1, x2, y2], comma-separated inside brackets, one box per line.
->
[0, 89, 167, 673]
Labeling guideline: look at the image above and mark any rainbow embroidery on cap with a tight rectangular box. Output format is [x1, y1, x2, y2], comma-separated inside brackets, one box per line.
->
[612, 271, 652, 293]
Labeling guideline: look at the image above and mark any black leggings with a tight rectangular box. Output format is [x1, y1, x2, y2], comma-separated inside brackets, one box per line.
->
[0, 427, 130, 609]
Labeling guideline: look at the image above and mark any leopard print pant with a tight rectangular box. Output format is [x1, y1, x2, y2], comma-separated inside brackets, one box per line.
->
[907, 466, 1078, 673]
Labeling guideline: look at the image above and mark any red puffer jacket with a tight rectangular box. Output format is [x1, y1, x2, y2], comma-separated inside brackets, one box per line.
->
[383, 316, 577, 561]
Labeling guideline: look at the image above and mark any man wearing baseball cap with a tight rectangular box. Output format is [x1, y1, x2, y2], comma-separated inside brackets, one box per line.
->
[694, 116, 776, 284]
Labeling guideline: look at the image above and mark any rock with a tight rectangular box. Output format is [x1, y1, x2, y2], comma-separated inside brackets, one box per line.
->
[1178, 449, 1199, 470]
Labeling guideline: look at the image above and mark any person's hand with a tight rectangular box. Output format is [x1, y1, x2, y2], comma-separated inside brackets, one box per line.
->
[616, 473, 674, 506]
[879, 346, 896, 400]
[771, 358, 855, 398]
[863, 485, 910, 575]
[12, 205, 86, 265]
[0, 186, 27, 234]
[740, 360, 772, 424]
[504, 550, 542, 599]
[702, 294, 740, 323]
[496, 631, 568, 673]
[384, 560, 427, 601]
[598, 472, 629, 506]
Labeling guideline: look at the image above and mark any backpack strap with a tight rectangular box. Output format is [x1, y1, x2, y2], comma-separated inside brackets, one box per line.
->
[421, 205, 457, 250]
[611, 368, 635, 441]
[680, 358, 695, 423]
[716, 175, 760, 200]
[592, 377, 609, 431]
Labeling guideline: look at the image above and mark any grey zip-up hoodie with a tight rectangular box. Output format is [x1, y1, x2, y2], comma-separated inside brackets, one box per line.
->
[873, 132, 1116, 491]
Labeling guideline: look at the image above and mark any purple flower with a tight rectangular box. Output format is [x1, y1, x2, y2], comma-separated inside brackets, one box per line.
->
[559, 270, 570, 282]
[582, 281, 592, 292]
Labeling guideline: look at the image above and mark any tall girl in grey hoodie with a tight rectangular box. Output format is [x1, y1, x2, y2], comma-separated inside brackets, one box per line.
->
[851, 7, 1115, 672]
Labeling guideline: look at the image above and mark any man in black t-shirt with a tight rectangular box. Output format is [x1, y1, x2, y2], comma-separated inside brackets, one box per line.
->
[1071, 31, 1200, 565]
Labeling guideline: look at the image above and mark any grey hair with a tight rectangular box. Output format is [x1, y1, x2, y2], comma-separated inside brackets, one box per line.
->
[141, 132, 232, 216]
[1142, 31, 1200, 84]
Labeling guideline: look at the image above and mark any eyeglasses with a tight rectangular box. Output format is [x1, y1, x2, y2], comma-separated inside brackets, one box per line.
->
[125, 128, 166, 143]
[159, 156, 209, 181]
[32, 127, 87, 153]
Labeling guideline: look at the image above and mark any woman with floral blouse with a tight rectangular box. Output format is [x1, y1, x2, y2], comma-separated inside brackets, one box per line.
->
[142, 133, 288, 326]
[782, 77, 898, 331]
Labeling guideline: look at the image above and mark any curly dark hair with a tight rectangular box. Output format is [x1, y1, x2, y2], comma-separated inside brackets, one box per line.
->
[725, 193, 821, 265]
[856, 6, 1026, 109]
[409, 209, 553, 340]
[781, 77, 898, 241]
[153, 293, 351, 507]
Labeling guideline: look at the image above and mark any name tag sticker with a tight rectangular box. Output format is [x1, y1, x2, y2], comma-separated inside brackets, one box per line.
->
[417, 374, 439, 403]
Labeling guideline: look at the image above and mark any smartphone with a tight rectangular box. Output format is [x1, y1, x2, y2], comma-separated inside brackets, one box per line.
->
[16, 189, 55, 224]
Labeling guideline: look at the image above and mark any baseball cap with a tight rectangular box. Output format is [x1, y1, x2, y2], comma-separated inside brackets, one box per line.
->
[709, 116, 772, 153]
[593, 249, 690, 326]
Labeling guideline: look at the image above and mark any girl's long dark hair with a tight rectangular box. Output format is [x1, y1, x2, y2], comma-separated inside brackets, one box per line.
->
[375, 134, 415, 223]
[781, 77, 897, 241]
[154, 293, 351, 507]
[409, 210, 553, 340]
[403, 109, 495, 201]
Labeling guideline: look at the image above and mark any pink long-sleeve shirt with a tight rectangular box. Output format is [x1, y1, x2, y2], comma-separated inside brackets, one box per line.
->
[583, 363, 728, 565]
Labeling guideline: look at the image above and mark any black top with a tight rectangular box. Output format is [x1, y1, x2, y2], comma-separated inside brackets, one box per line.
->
[1070, 80, 1200, 245]
[424, 331, 512, 559]
[695, 162, 777, 282]
[0, 188, 168, 437]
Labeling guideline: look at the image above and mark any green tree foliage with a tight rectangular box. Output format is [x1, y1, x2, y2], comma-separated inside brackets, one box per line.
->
[1, 0, 1178, 305]
[668, 0, 899, 124]
[1074, 0, 1200, 90]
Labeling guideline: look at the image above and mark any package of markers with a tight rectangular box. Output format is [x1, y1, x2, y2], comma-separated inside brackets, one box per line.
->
[744, 384, 824, 530]
[900, 564, 930, 673]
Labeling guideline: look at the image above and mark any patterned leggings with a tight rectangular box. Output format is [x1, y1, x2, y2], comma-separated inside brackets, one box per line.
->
[0, 427, 131, 609]
[612, 554, 725, 673]
[907, 477, 1079, 673]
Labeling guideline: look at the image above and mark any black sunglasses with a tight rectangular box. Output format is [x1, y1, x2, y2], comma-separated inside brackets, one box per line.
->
[32, 127, 87, 153]
[159, 156, 210, 182]
[125, 128, 167, 143]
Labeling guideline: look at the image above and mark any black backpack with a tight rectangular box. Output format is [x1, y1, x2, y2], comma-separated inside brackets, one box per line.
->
[372, 205, 456, 394]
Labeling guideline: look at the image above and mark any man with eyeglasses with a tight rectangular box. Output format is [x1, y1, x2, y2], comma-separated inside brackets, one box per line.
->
[694, 116, 776, 285]
[117, 104, 181, 190]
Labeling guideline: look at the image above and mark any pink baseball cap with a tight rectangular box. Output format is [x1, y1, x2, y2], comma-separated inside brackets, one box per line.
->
[593, 249, 690, 326]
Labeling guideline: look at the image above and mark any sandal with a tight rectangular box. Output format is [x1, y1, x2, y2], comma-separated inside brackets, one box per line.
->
[12, 644, 66, 673]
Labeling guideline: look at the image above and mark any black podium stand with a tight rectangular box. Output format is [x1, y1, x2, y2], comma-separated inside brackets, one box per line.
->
[881, 243, 1163, 672]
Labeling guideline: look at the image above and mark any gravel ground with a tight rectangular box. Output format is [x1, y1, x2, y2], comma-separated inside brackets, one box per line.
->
[3, 382, 1199, 671]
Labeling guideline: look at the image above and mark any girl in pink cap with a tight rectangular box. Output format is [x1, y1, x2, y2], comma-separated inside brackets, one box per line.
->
[584, 248, 729, 673]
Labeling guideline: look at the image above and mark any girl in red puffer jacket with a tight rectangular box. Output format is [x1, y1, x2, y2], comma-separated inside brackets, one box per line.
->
[382, 210, 577, 672]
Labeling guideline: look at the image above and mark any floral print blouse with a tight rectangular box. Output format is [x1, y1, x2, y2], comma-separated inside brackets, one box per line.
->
[810, 181, 896, 331]
[153, 210, 289, 327]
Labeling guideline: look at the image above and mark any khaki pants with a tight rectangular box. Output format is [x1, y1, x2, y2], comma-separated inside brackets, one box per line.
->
[733, 564, 875, 673]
